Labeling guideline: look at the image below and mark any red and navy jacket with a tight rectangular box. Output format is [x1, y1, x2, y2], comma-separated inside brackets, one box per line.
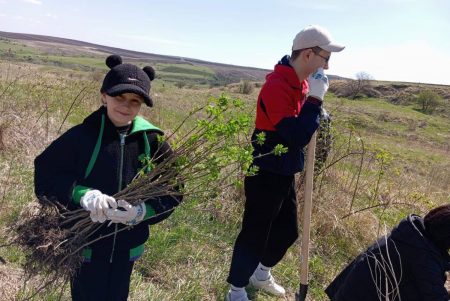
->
[251, 55, 321, 175]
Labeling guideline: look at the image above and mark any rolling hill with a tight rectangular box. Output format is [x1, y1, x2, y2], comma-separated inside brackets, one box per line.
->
[0, 30, 345, 86]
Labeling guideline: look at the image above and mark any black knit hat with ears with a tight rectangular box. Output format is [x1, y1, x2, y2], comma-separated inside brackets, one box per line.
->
[100, 54, 156, 107]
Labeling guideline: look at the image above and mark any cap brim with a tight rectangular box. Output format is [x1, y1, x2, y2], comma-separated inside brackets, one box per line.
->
[320, 43, 345, 52]
[105, 84, 153, 107]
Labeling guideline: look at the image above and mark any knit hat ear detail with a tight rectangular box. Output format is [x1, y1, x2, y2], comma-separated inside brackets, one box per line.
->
[143, 66, 155, 81]
[100, 54, 155, 107]
[106, 55, 122, 69]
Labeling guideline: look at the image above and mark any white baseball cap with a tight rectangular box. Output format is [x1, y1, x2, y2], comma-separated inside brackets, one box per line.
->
[292, 25, 345, 52]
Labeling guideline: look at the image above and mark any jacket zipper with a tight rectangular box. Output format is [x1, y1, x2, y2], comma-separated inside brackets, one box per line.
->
[110, 132, 126, 263]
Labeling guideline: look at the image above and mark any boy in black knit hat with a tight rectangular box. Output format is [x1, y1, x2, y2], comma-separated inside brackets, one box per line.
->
[34, 55, 183, 301]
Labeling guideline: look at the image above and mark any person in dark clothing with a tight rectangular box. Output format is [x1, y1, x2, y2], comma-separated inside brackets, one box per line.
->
[225, 25, 344, 301]
[34, 54, 182, 301]
[326, 204, 450, 301]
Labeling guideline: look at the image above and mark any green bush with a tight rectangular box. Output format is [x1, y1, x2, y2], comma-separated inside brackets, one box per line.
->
[417, 89, 441, 114]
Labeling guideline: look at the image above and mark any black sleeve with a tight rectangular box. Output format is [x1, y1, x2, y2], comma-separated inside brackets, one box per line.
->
[409, 250, 449, 300]
[34, 129, 81, 207]
[143, 134, 183, 225]
[274, 97, 321, 150]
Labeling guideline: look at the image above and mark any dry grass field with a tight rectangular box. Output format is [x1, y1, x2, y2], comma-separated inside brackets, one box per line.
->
[0, 35, 449, 300]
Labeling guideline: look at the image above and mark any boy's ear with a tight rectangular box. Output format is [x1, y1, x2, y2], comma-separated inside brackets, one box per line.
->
[302, 48, 313, 61]
[101, 93, 107, 106]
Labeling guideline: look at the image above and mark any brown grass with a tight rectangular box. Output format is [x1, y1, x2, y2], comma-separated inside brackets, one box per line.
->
[0, 264, 24, 301]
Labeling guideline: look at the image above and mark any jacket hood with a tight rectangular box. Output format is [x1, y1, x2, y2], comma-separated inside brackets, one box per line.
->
[391, 214, 450, 262]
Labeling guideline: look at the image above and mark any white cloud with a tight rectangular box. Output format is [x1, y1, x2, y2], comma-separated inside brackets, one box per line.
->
[0, 13, 6, 17]
[13, 15, 42, 24]
[331, 40, 450, 85]
[283, 0, 345, 11]
[42, 13, 57, 19]
[22, 0, 42, 5]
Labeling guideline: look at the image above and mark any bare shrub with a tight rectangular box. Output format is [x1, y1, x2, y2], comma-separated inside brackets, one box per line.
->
[343, 72, 374, 99]
[238, 80, 254, 95]
[175, 81, 186, 89]
[389, 91, 414, 105]
[374, 84, 397, 95]
[328, 80, 348, 97]
[364, 87, 382, 98]
[330, 72, 375, 99]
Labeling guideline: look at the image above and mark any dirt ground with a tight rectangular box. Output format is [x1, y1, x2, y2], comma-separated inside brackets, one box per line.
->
[0, 264, 24, 301]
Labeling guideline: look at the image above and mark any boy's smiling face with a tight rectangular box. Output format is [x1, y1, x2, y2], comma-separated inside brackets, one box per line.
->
[102, 92, 144, 127]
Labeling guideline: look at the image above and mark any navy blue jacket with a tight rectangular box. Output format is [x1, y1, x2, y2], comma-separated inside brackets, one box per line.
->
[326, 215, 450, 301]
[34, 106, 182, 258]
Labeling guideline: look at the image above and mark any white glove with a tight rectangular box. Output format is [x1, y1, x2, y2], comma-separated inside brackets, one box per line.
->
[106, 200, 146, 226]
[308, 67, 329, 100]
[80, 190, 117, 223]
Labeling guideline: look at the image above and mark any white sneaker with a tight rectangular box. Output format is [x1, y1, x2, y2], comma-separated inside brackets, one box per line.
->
[225, 290, 251, 301]
[249, 274, 286, 296]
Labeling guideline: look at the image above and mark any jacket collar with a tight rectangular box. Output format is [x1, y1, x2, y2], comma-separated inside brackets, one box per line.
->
[272, 55, 307, 91]
[82, 106, 163, 137]
[131, 116, 162, 135]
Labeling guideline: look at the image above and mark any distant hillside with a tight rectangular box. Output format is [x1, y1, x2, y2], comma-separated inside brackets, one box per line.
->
[0, 31, 345, 85]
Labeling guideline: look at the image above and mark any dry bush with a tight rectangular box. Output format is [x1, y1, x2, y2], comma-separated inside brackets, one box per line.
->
[329, 80, 348, 97]
[330, 79, 376, 99]
[331, 73, 374, 99]
[364, 87, 382, 98]
[238, 80, 254, 95]
[254, 82, 263, 88]
[388, 91, 414, 105]
[0, 110, 56, 162]
[175, 81, 186, 89]
[372, 84, 397, 96]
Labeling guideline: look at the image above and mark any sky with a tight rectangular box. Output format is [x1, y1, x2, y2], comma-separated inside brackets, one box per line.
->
[0, 0, 449, 85]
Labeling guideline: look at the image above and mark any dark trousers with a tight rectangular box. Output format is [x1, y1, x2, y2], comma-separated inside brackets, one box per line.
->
[227, 170, 299, 287]
[71, 252, 135, 301]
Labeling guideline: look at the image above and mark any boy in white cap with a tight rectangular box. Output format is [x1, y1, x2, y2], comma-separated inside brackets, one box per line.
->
[226, 25, 344, 301]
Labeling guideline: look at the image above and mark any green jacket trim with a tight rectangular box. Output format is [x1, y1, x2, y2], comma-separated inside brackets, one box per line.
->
[74, 114, 161, 205]
[129, 244, 145, 261]
[144, 203, 156, 220]
[143, 132, 150, 157]
[84, 114, 160, 180]
[82, 248, 92, 261]
[130, 116, 162, 134]
[72, 185, 92, 205]
[84, 113, 105, 179]
[82, 245, 144, 261]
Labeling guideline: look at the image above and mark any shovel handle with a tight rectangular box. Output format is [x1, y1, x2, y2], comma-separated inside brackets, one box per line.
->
[297, 131, 317, 300]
